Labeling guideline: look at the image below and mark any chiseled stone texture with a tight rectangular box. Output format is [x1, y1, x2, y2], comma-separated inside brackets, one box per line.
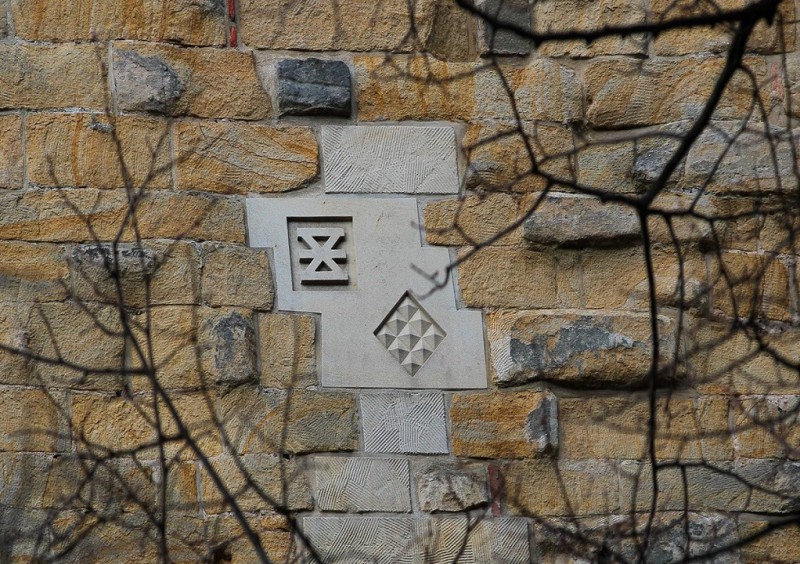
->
[0, 44, 105, 111]
[522, 195, 640, 248]
[112, 50, 184, 114]
[415, 462, 489, 512]
[361, 393, 448, 454]
[424, 193, 521, 247]
[477, 0, 532, 55]
[277, 58, 352, 117]
[200, 244, 273, 310]
[315, 456, 411, 513]
[258, 313, 317, 389]
[10, 0, 226, 45]
[0, 114, 23, 189]
[0, 388, 62, 453]
[322, 126, 458, 194]
[112, 43, 270, 120]
[176, 121, 317, 194]
[488, 310, 677, 388]
[302, 517, 530, 563]
[451, 391, 558, 458]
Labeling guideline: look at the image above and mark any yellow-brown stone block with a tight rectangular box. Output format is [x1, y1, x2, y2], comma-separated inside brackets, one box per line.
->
[258, 313, 317, 389]
[423, 193, 520, 247]
[201, 244, 273, 309]
[0, 387, 61, 452]
[0, 114, 23, 189]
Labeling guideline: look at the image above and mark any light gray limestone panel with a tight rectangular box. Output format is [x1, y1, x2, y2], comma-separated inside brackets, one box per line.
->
[322, 126, 459, 194]
[246, 196, 487, 389]
[361, 393, 448, 454]
[302, 517, 530, 563]
[315, 456, 411, 513]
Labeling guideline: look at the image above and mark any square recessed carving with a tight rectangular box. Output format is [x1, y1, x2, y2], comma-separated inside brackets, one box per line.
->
[287, 217, 356, 291]
[375, 293, 446, 376]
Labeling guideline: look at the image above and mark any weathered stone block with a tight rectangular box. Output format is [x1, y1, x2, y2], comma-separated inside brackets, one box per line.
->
[0, 44, 105, 111]
[199, 309, 257, 386]
[322, 126, 458, 194]
[113, 50, 184, 114]
[277, 58, 352, 117]
[361, 393, 448, 454]
[512, 59, 583, 123]
[113, 43, 269, 120]
[258, 313, 317, 389]
[201, 244, 272, 310]
[415, 461, 489, 512]
[451, 391, 557, 458]
[302, 517, 530, 563]
[175, 121, 317, 194]
[0, 304, 34, 386]
[10, 0, 226, 45]
[26, 113, 172, 190]
[523, 195, 639, 248]
[731, 395, 800, 459]
[739, 520, 800, 563]
[424, 193, 520, 247]
[221, 386, 358, 454]
[489, 311, 676, 388]
[205, 514, 295, 563]
[315, 456, 411, 512]
[0, 114, 22, 189]
[200, 454, 312, 513]
[478, 0, 532, 55]
[0, 389, 60, 452]
[456, 247, 557, 309]
[0, 242, 69, 304]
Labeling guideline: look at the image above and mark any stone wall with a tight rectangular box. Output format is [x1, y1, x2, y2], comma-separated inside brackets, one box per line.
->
[0, 0, 799, 562]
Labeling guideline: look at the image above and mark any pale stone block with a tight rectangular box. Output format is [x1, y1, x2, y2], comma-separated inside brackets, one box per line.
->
[360, 393, 448, 454]
[315, 456, 411, 512]
[302, 517, 530, 563]
[322, 126, 458, 194]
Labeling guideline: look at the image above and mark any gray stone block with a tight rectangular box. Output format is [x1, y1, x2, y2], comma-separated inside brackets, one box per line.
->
[479, 0, 533, 56]
[322, 126, 459, 194]
[315, 456, 411, 512]
[361, 393, 448, 454]
[415, 462, 489, 513]
[277, 58, 351, 117]
[522, 194, 640, 248]
[113, 50, 183, 114]
[302, 516, 530, 563]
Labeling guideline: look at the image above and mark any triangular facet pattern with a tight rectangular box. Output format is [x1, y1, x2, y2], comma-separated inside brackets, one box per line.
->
[374, 293, 446, 376]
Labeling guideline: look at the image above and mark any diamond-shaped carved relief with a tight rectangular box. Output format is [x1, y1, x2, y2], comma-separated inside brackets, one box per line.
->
[375, 293, 446, 376]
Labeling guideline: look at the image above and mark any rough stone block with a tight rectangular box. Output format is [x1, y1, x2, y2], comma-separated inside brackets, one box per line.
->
[739, 520, 800, 563]
[10, 0, 226, 45]
[512, 59, 583, 123]
[322, 126, 458, 194]
[456, 247, 557, 309]
[415, 462, 489, 512]
[201, 244, 272, 310]
[423, 194, 521, 247]
[315, 456, 411, 512]
[0, 114, 22, 189]
[450, 391, 558, 458]
[0, 44, 105, 111]
[220, 386, 358, 454]
[0, 242, 69, 304]
[488, 311, 676, 388]
[26, 113, 172, 190]
[0, 388, 61, 452]
[277, 58, 352, 117]
[302, 517, 530, 563]
[200, 454, 312, 513]
[361, 393, 448, 454]
[112, 43, 269, 120]
[523, 195, 640, 248]
[478, 0, 532, 55]
[199, 308, 257, 386]
[175, 121, 317, 194]
[258, 313, 317, 389]
[731, 395, 800, 459]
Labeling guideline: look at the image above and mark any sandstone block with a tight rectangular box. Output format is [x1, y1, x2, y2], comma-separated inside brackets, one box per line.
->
[586, 57, 761, 129]
[0, 388, 61, 452]
[10, 0, 226, 45]
[464, 121, 575, 192]
[220, 386, 358, 454]
[0, 304, 34, 386]
[200, 454, 312, 513]
[206, 513, 295, 564]
[424, 193, 520, 247]
[27, 113, 172, 190]
[489, 311, 676, 388]
[113, 50, 184, 114]
[0, 114, 22, 189]
[478, 0, 532, 55]
[257, 313, 317, 389]
[415, 461, 489, 512]
[0, 242, 69, 304]
[0, 44, 105, 111]
[512, 59, 583, 123]
[0, 188, 245, 243]
[68, 240, 201, 307]
[581, 246, 648, 309]
[532, 0, 647, 57]
[739, 520, 800, 563]
[315, 456, 411, 513]
[450, 390, 557, 458]
[71, 393, 157, 454]
[731, 395, 800, 459]
[523, 195, 639, 247]
[201, 244, 272, 309]
[175, 121, 317, 194]
[165, 461, 199, 514]
[360, 392, 448, 454]
[277, 58, 352, 117]
[199, 309, 257, 387]
[113, 43, 269, 120]
[456, 246, 557, 308]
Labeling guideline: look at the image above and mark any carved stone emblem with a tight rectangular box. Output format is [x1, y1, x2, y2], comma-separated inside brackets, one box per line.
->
[375, 293, 446, 375]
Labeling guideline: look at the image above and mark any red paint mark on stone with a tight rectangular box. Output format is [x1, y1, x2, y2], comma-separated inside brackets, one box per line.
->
[488, 463, 504, 516]
[227, 0, 238, 47]
[227, 0, 236, 20]
[229, 26, 238, 47]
